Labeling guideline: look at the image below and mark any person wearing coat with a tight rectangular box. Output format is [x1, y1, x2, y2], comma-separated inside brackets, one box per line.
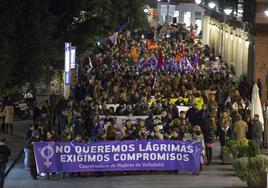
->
[28, 131, 40, 180]
[251, 114, 263, 148]
[198, 104, 210, 133]
[233, 114, 248, 144]
[186, 103, 200, 126]
[0, 136, 11, 188]
[217, 118, 232, 147]
[3, 101, 14, 134]
[203, 115, 216, 165]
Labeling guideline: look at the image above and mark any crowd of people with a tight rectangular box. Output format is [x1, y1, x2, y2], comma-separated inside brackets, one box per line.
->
[1, 23, 266, 180]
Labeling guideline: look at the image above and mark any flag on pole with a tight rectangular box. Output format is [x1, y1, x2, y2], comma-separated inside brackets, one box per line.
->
[194, 54, 199, 67]
[152, 74, 158, 89]
[109, 32, 117, 46]
[113, 23, 127, 33]
[150, 56, 158, 71]
[131, 46, 138, 63]
[169, 58, 175, 72]
[157, 50, 164, 71]
[186, 60, 192, 72]
[178, 60, 183, 73]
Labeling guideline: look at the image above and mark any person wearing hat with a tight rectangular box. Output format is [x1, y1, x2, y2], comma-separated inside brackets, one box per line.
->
[0, 136, 11, 187]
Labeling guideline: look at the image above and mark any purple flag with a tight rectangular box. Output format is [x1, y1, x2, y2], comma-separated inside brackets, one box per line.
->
[33, 140, 202, 173]
[113, 23, 127, 33]
[169, 58, 175, 72]
[186, 60, 192, 72]
[109, 33, 117, 46]
[152, 74, 157, 89]
[178, 60, 183, 73]
[194, 54, 199, 67]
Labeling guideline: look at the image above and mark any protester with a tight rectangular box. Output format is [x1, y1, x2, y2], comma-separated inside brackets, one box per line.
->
[28, 130, 40, 180]
[217, 118, 232, 148]
[192, 125, 205, 170]
[24, 124, 36, 170]
[203, 115, 216, 165]
[251, 114, 263, 148]
[22, 23, 262, 178]
[233, 114, 248, 144]
[0, 136, 11, 188]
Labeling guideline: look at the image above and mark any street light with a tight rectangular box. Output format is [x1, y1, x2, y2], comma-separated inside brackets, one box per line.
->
[208, 1, 216, 9]
[195, 0, 202, 5]
[224, 8, 233, 15]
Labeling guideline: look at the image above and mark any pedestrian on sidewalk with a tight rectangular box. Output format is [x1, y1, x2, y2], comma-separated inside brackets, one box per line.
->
[3, 100, 14, 135]
[233, 114, 248, 144]
[251, 114, 263, 148]
[0, 136, 11, 188]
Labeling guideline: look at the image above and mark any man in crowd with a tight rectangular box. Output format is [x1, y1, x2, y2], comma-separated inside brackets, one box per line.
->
[24, 124, 36, 170]
[233, 114, 248, 144]
[252, 114, 263, 148]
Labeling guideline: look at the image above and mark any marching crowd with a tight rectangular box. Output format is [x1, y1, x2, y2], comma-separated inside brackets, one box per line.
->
[1, 23, 266, 180]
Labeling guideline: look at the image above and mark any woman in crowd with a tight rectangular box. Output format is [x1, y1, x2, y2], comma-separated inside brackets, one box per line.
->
[203, 115, 216, 165]
[3, 100, 14, 135]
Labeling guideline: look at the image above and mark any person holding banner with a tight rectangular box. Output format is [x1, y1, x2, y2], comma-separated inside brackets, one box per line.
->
[28, 130, 40, 180]
[192, 125, 205, 172]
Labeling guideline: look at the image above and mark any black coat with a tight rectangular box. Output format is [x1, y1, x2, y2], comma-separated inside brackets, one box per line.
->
[186, 107, 199, 126]
[217, 126, 232, 147]
[0, 143, 11, 164]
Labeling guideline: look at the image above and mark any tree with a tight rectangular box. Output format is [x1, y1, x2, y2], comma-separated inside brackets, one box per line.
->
[0, 0, 57, 90]
[0, 0, 148, 92]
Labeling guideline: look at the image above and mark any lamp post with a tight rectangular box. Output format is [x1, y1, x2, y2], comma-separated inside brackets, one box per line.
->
[224, 8, 233, 15]
[208, 1, 216, 9]
[195, 0, 202, 5]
